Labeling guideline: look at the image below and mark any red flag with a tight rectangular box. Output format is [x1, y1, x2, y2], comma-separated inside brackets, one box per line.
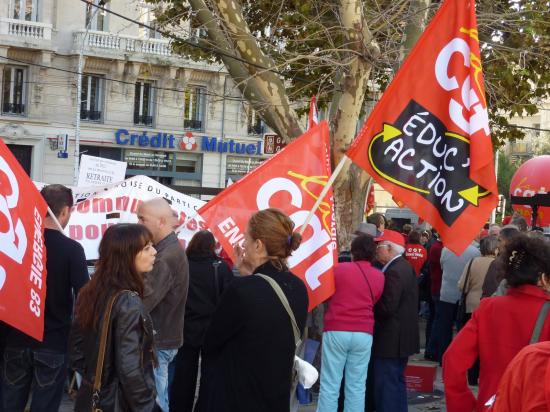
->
[0, 140, 48, 340]
[308, 96, 319, 130]
[346, 0, 497, 254]
[199, 121, 336, 310]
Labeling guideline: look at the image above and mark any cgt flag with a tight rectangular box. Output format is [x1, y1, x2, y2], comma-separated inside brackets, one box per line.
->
[199, 121, 336, 310]
[0, 140, 48, 341]
[346, 0, 497, 254]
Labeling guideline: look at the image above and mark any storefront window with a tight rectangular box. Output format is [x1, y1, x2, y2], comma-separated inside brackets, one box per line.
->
[226, 155, 264, 180]
[80, 145, 122, 161]
[124, 150, 172, 171]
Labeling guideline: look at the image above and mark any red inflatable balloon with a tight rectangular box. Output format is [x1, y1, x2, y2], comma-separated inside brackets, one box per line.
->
[509, 155, 550, 227]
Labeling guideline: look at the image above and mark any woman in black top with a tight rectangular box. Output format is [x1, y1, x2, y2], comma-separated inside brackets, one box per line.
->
[69, 224, 158, 412]
[195, 209, 309, 412]
[169, 230, 233, 412]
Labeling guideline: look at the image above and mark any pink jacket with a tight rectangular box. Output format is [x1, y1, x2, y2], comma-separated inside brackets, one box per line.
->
[324, 261, 385, 334]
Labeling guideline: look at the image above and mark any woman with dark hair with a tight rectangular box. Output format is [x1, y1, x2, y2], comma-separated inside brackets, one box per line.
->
[169, 230, 233, 412]
[69, 224, 158, 412]
[195, 209, 309, 412]
[316, 234, 384, 412]
[443, 234, 550, 412]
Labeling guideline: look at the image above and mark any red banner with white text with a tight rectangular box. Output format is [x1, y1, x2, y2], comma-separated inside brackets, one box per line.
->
[346, 0, 498, 254]
[0, 140, 48, 341]
[199, 121, 336, 310]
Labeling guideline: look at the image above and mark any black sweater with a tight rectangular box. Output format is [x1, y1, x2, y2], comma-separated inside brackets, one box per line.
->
[184, 256, 234, 348]
[195, 261, 308, 412]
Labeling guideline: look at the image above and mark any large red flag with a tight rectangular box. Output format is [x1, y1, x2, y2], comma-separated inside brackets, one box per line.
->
[0, 140, 48, 340]
[199, 121, 336, 310]
[346, 0, 497, 254]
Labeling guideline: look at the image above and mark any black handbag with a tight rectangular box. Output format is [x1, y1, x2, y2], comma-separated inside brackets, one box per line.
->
[456, 259, 474, 325]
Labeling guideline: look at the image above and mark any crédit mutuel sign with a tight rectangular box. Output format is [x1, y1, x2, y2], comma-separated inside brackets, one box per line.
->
[114, 129, 262, 155]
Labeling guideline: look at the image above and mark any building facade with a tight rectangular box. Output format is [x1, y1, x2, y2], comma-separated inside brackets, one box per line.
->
[0, 0, 274, 198]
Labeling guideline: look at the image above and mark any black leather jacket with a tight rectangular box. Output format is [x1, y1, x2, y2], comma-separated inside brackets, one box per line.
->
[69, 291, 157, 412]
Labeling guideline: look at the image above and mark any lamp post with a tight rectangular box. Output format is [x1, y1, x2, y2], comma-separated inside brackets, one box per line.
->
[74, 0, 107, 184]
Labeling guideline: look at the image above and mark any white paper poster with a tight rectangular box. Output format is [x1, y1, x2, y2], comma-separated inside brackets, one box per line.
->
[77, 154, 127, 187]
[36, 176, 205, 260]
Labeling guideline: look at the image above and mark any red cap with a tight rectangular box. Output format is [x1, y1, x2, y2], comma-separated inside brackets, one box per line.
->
[374, 230, 406, 248]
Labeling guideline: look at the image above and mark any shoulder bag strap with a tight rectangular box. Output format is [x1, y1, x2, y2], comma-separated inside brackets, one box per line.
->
[255, 274, 301, 347]
[461, 259, 475, 297]
[212, 260, 221, 302]
[92, 290, 129, 408]
[530, 301, 550, 344]
[354, 262, 375, 303]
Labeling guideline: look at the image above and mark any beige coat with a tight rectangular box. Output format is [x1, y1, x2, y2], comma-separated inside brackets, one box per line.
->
[458, 256, 495, 313]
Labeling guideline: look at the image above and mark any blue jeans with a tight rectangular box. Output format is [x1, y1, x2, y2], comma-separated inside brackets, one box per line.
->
[371, 357, 408, 412]
[1, 348, 66, 412]
[154, 348, 178, 412]
[317, 331, 373, 412]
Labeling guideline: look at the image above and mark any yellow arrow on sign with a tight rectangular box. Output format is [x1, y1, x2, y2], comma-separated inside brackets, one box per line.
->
[368, 123, 430, 195]
[381, 123, 403, 142]
[458, 185, 490, 206]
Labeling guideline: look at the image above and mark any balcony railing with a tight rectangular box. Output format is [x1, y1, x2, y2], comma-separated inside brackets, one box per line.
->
[2, 102, 25, 115]
[75, 30, 173, 57]
[134, 114, 154, 126]
[184, 119, 203, 131]
[0, 18, 52, 41]
[81, 109, 102, 121]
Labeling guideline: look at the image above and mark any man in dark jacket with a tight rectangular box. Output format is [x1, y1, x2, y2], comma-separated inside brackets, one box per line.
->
[370, 230, 419, 412]
[137, 198, 189, 412]
[1, 185, 89, 412]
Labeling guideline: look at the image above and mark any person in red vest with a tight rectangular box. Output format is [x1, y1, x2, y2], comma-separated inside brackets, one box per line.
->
[443, 234, 550, 412]
[404, 230, 427, 277]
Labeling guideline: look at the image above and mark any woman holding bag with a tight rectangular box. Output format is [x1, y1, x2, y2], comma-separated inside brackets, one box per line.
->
[195, 208, 308, 412]
[316, 233, 385, 412]
[69, 224, 158, 412]
[443, 234, 550, 412]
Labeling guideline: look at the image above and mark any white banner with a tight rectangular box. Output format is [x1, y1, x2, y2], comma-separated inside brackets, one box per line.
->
[35, 176, 205, 260]
[77, 154, 127, 187]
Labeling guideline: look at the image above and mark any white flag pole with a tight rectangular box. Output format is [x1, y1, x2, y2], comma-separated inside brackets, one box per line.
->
[47, 206, 65, 233]
[298, 155, 349, 236]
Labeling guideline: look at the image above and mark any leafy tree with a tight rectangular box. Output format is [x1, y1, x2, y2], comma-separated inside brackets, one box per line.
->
[533, 132, 550, 155]
[147, 0, 550, 247]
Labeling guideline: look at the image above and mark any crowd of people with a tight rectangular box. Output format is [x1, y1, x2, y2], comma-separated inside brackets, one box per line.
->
[1, 185, 549, 412]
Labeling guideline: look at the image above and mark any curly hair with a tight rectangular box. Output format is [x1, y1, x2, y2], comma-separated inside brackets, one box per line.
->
[497, 234, 550, 288]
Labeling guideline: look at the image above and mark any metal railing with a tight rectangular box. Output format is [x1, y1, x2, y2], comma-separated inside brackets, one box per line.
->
[184, 119, 203, 130]
[80, 109, 102, 121]
[2, 102, 25, 115]
[134, 114, 154, 126]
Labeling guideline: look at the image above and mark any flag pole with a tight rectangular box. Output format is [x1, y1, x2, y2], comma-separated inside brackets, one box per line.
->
[47, 206, 65, 233]
[298, 155, 349, 236]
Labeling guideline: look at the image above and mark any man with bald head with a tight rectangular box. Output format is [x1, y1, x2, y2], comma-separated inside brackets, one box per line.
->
[137, 198, 189, 412]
